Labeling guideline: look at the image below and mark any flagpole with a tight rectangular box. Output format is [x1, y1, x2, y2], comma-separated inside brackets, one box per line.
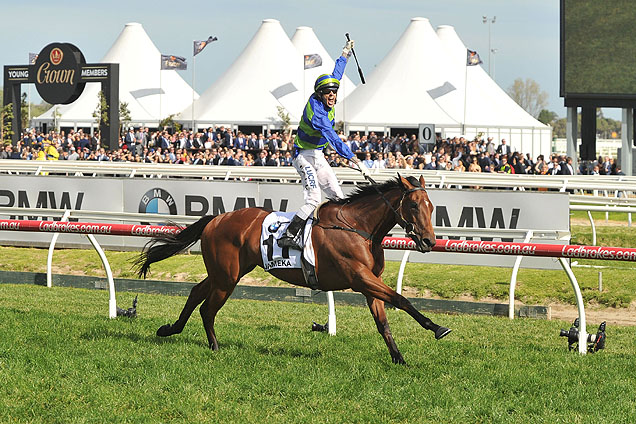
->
[159, 67, 162, 127]
[192, 54, 196, 132]
[190, 37, 216, 132]
[463, 57, 468, 136]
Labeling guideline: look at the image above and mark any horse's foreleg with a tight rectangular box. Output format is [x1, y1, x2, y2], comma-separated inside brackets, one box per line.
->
[357, 270, 451, 340]
[157, 277, 210, 337]
[365, 295, 405, 365]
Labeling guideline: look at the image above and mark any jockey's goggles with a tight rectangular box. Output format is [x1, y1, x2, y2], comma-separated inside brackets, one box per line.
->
[320, 88, 338, 95]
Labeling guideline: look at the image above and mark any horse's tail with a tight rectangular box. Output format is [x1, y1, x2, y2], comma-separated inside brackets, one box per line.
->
[134, 215, 217, 279]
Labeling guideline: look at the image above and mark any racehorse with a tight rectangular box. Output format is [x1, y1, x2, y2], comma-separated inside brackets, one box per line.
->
[136, 175, 451, 364]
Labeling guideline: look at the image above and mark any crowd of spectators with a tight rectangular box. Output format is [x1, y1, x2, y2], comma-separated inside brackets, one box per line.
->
[0, 126, 624, 175]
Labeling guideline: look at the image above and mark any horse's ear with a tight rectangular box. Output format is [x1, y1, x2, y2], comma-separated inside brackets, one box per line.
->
[398, 173, 414, 189]
[419, 175, 426, 187]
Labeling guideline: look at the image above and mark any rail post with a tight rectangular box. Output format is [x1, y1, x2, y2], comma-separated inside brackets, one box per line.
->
[508, 230, 534, 319]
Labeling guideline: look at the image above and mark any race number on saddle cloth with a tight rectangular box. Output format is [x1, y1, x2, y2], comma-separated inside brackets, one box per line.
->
[260, 212, 315, 272]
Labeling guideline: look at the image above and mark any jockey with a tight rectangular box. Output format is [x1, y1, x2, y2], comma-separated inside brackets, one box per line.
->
[278, 39, 369, 250]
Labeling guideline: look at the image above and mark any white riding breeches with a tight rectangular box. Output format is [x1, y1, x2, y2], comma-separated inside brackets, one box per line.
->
[292, 149, 344, 220]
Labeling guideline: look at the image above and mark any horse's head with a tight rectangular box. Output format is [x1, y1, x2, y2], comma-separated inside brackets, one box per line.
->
[397, 174, 436, 253]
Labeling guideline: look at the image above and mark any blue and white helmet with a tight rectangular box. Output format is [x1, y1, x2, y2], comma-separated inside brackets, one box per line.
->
[314, 74, 340, 93]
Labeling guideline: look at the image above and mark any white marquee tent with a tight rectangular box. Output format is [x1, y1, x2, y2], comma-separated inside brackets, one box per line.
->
[336, 17, 551, 157]
[335, 18, 459, 130]
[180, 19, 304, 131]
[435, 24, 551, 156]
[31, 18, 552, 157]
[34, 22, 197, 130]
[290, 26, 356, 103]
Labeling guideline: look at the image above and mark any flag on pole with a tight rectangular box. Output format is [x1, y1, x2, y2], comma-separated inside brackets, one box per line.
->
[194, 36, 218, 56]
[29, 53, 38, 65]
[303, 54, 322, 69]
[161, 55, 187, 70]
[466, 49, 483, 66]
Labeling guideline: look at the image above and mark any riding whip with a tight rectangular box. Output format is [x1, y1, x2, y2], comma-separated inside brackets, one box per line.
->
[345, 33, 365, 84]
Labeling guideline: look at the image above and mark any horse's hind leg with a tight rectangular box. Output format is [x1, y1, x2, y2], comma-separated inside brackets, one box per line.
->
[199, 264, 256, 350]
[157, 277, 210, 337]
[365, 295, 405, 365]
[199, 288, 233, 350]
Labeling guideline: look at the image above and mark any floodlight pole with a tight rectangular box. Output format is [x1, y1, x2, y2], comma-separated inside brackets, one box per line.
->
[482, 15, 496, 76]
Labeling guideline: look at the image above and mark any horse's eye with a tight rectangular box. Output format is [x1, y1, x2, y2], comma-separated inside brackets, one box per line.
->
[410, 202, 418, 209]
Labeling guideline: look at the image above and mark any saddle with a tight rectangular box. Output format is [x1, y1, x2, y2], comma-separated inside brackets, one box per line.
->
[300, 201, 329, 290]
[260, 211, 319, 290]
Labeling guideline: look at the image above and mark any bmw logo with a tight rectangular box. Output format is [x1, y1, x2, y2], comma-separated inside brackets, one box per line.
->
[268, 221, 282, 233]
[138, 188, 178, 224]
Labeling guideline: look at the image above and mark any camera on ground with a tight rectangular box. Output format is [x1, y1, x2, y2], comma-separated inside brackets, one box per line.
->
[311, 321, 328, 332]
[558, 318, 606, 353]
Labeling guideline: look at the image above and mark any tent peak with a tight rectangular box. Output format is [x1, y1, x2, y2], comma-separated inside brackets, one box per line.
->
[124, 22, 142, 27]
[410, 17, 430, 22]
[262, 18, 280, 24]
[295, 26, 313, 31]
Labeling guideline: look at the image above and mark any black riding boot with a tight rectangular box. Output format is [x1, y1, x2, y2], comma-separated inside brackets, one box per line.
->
[277, 215, 306, 250]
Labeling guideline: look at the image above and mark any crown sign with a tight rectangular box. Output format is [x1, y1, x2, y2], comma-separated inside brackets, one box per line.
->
[50, 48, 63, 65]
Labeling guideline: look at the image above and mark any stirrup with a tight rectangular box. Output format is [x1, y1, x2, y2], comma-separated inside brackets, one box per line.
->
[277, 215, 306, 249]
[278, 234, 303, 250]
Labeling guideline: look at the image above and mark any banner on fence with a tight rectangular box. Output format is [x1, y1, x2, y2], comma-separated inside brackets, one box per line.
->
[0, 175, 569, 268]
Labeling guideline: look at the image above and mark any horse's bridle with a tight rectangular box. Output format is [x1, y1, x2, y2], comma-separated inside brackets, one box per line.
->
[378, 185, 427, 237]
[363, 173, 428, 239]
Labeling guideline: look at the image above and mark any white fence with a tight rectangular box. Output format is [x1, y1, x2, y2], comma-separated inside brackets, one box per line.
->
[2, 159, 636, 193]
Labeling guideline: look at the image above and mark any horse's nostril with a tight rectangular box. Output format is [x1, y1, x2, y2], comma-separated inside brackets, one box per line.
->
[424, 238, 436, 248]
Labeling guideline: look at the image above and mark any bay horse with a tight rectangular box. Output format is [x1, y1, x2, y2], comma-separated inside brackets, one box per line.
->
[136, 175, 451, 364]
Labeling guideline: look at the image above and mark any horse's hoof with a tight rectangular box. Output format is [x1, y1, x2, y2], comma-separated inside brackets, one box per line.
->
[156, 324, 172, 337]
[392, 355, 406, 365]
[435, 327, 452, 340]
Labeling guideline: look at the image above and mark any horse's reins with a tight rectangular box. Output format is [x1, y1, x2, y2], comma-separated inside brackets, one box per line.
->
[325, 164, 427, 241]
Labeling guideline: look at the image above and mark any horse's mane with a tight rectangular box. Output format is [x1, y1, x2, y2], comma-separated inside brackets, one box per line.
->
[330, 176, 421, 205]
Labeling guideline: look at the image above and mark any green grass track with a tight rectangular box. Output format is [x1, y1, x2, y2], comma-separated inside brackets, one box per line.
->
[1, 284, 635, 423]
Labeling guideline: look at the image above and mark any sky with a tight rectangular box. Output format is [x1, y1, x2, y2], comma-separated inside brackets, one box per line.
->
[3, 0, 616, 120]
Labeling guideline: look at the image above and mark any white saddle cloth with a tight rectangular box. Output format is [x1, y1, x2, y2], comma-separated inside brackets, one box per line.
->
[260, 212, 316, 272]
